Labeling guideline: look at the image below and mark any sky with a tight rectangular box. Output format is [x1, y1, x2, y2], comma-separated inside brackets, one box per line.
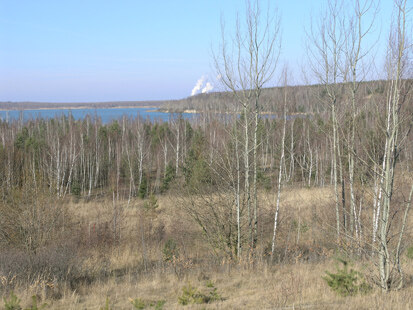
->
[0, 0, 400, 102]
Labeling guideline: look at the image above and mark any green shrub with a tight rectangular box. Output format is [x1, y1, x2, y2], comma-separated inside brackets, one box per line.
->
[71, 180, 82, 197]
[206, 285, 222, 303]
[163, 238, 179, 262]
[323, 259, 371, 297]
[257, 168, 271, 191]
[178, 282, 222, 305]
[139, 177, 148, 199]
[291, 219, 309, 234]
[129, 298, 166, 310]
[130, 298, 145, 310]
[161, 162, 175, 193]
[3, 292, 21, 310]
[25, 296, 48, 310]
[178, 284, 203, 305]
[152, 300, 166, 310]
[143, 194, 158, 211]
[205, 280, 214, 288]
[406, 246, 413, 260]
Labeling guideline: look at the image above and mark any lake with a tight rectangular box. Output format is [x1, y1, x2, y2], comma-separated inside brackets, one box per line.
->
[0, 107, 196, 124]
[0, 107, 304, 124]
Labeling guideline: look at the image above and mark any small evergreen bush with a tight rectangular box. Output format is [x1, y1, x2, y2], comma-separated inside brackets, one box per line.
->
[161, 162, 175, 193]
[25, 296, 48, 310]
[163, 238, 179, 262]
[152, 300, 166, 310]
[178, 284, 203, 305]
[130, 298, 145, 310]
[130, 298, 165, 310]
[71, 180, 82, 197]
[143, 194, 158, 211]
[178, 282, 222, 305]
[139, 177, 148, 199]
[3, 292, 21, 310]
[323, 259, 371, 297]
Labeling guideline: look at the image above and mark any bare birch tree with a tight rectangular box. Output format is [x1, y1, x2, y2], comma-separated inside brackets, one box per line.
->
[214, 0, 281, 254]
[271, 68, 289, 259]
[307, 0, 347, 239]
[375, 0, 412, 291]
[343, 0, 378, 241]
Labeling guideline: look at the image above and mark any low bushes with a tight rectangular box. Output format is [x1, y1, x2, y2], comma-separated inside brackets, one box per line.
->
[323, 259, 371, 297]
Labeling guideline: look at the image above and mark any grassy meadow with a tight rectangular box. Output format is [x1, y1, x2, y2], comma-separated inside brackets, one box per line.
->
[1, 186, 412, 309]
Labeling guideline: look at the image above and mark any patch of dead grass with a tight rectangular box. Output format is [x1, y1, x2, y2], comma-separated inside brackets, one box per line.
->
[4, 186, 413, 309]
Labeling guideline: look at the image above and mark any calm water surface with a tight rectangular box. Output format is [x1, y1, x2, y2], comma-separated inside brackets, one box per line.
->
[0, 108, 196, 124]
[0, 107, 304, 124]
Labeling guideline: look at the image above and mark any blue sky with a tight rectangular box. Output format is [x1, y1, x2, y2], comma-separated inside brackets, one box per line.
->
[0, 0, 398, 102]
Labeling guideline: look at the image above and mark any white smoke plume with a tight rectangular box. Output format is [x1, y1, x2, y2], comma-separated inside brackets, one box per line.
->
[191, 76, 205, 96]
[191, 76, 214, 96]
[201, 82, 213, 93]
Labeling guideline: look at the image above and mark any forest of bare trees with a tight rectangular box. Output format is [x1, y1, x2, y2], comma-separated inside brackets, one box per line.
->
[1, 75, 411, 279]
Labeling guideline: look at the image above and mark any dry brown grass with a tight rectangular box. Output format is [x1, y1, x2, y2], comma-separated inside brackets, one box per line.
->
[8, 258, 413, 309]
[3, 186, 413, 309]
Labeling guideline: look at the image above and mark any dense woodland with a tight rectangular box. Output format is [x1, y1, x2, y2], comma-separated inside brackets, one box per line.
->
[1, 81, 411, 201]
[0, 76, 411, 276]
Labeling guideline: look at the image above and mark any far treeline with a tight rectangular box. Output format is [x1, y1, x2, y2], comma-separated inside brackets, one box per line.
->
[159, 80, 390, 114]
[0, 100, 163, 110]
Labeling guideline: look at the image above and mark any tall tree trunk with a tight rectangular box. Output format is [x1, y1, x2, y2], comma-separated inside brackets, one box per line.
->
[271, 86, 287, 259]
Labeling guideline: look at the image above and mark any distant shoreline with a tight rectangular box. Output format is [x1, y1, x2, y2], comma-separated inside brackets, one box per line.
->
[0, 104, 310, 117]
[159, 108, 310, 116]
[0, 105, 160, 112]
